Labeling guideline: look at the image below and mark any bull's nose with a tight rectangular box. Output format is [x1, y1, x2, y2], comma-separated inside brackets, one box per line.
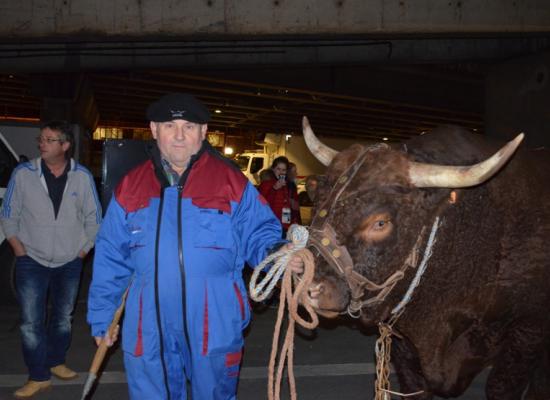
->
[308, 283, 324, 299]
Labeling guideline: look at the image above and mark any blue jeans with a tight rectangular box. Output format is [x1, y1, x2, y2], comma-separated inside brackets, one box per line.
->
[15, 255, 82, 381]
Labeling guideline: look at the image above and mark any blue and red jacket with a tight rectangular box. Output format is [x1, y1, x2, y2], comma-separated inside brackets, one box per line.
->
[87, 142, 282, 390]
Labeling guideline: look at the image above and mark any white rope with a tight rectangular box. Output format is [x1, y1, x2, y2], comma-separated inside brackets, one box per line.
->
[390, 217, 440, 316]
[249, 224, 309, 302]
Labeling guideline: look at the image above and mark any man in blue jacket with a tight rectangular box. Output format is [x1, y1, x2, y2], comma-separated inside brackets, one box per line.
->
[1, 121, 101, 398]
[88, 93, 304, 399]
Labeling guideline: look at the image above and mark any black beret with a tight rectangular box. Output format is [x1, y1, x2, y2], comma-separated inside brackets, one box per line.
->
[146, 93, 210, 123]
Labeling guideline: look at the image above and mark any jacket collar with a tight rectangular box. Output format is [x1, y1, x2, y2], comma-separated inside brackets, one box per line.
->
[34, 157, 75, 176]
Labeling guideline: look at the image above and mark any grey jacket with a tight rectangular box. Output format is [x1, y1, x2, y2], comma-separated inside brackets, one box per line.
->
[1, 157, 102, 267]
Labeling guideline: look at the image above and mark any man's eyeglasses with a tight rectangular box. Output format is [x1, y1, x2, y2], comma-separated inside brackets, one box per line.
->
[36, 137, 63, 144]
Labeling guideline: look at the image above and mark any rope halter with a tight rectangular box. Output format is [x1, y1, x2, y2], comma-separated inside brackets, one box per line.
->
[307, 144, 439, 318]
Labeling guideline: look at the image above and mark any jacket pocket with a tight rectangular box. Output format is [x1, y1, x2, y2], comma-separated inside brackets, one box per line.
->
[126, 210, 150, 266]
[122, 281, 145, 356]
[193, 209, 233, 249]
[202, 280, 247, 355]
[233, 282, 245, 321]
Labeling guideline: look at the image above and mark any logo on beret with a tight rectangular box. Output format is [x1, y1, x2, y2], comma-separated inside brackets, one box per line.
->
[170, 109, 186, 118]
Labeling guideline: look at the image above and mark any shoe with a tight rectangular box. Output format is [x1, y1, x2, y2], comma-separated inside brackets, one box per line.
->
[13, 380, 51, 398]
[50, 364, 78, 380]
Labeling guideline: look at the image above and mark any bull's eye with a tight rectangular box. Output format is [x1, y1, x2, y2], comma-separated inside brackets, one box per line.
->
[374, 220, 386, 229]
[357, 212, 393, 243]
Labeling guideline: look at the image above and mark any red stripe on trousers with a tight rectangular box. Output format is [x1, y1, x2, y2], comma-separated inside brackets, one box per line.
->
[225, 350, 242, 367]
[134, 291, 143, 356]
[202, 286, 209, 355]
[233, 283, 245, 320]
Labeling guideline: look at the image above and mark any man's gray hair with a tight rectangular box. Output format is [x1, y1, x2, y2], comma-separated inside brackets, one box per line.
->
[40, 120, 74, 159]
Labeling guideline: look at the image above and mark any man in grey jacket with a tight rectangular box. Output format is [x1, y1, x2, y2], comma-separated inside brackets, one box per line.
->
[0, 120, 101, 399]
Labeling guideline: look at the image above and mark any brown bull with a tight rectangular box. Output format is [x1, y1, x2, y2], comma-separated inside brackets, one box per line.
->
[302, 117, 550, 400]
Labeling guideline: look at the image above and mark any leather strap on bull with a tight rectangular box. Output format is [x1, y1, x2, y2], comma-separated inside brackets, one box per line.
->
[308, 144, 420, 317]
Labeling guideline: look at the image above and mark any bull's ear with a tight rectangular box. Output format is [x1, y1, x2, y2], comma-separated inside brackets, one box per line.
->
[408, 133, 524, 188]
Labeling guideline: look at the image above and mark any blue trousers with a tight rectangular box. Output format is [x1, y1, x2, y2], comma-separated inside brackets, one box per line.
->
[15, 256, 82, 381]
[124, 347, 241, 400]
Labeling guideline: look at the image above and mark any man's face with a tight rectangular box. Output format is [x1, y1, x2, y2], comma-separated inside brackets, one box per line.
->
[150, 119, 207, 173]
[38, 128, 70, 163]
[288, 165, 297, 180]
[306, 179, 318, 197]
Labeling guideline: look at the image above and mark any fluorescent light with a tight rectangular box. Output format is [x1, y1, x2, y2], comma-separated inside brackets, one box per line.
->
[214, 109, 222, 114]
[382, 137, 388, 141]
[224, 147, 234, 155]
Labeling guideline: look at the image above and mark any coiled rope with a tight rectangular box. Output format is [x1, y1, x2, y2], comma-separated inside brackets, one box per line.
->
[249, 225, 319, 400]
[249, 224, 310, 302]
[374, 217, 440, 400]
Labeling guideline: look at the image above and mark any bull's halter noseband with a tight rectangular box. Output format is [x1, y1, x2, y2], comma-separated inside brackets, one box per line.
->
[307, 145, 432, 318]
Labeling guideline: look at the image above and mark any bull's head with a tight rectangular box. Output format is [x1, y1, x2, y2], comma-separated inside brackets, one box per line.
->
[302, 117, 524, 325]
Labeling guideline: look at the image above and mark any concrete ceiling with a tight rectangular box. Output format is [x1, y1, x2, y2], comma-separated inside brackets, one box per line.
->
[0, 36, 548, 142]
[1, 65, 484, 142]
[2, 0, 550, 141]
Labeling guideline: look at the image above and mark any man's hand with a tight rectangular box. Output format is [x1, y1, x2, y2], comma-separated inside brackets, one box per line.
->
[284, 243, 304, 275]
[8, 237, 26, 257]
[78, 250, 87, 259]
[94, 324, 120, 347]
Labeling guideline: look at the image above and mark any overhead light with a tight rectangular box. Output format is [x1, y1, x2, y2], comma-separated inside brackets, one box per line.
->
[285, 134, 292, 141]
[214, 109, 222, 114]
[382, 137, 388, 141]
[224, 147, 234, 155]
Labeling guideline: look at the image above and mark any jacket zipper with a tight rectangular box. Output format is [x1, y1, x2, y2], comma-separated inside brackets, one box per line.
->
[153, 190, 171, 400]
[177, 184, 192, 366]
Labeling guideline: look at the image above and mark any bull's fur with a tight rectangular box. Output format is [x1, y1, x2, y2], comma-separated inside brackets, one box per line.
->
[310, 125, 550, 399]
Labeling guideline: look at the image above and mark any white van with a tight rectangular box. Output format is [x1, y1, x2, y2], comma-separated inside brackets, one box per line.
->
[234, 151, 269, 186]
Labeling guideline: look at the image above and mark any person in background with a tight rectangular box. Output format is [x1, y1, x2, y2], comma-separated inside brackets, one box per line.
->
[0, 120, 102, 399]
[258, 156, 301, 236]
[286, 162, 302, 224]
[87, 93, 304, 400]
[298, 174, 319, 207]
[287, 162, 298, 187]
[258, 168, 276, 187]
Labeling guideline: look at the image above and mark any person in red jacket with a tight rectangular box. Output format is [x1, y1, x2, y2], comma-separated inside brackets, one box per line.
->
[258, 156, 301, 235]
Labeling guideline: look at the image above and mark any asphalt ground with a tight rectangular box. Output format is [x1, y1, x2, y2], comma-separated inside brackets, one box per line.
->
[0, 264, 488, 400]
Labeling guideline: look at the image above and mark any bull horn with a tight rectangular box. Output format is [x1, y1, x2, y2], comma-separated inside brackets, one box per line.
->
[302, 116, 339, 166]
[409, 133, 524, 188]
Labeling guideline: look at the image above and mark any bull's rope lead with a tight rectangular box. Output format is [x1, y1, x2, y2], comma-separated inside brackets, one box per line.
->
[374, 217, 440, 400]
[249, 216, 440, 400]
[249, 225, 319, 400]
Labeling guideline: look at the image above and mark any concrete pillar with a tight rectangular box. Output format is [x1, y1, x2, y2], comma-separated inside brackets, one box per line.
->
[30, 74, 99, 163]
[485, 51, 550, 147]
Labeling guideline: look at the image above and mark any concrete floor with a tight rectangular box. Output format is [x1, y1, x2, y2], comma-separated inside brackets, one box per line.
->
[0, 264, 488, 400]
